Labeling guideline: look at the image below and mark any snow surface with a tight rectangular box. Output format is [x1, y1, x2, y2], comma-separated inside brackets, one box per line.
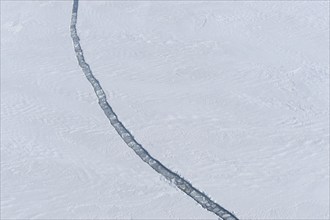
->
[1, 1, 329, 219]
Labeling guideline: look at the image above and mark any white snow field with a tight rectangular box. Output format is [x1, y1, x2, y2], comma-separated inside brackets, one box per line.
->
[1, 1, 329, 219]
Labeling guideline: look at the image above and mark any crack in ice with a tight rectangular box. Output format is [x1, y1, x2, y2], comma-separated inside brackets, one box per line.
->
[70, 1, 238, 219]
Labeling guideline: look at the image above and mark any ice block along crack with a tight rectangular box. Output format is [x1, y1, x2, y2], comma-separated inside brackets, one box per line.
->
[70, 0, 239, 219]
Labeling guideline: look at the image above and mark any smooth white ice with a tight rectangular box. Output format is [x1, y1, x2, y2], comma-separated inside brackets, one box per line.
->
[1, 1, 329, 219]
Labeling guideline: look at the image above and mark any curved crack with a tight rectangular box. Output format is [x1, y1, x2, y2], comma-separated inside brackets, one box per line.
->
[70, 1, 239, 219]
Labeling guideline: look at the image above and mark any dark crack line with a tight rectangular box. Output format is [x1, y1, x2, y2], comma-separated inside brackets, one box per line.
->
[70, 1, 238, 219]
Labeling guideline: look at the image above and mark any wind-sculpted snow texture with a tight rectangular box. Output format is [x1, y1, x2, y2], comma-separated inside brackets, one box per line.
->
[70, 0, 238, 219]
